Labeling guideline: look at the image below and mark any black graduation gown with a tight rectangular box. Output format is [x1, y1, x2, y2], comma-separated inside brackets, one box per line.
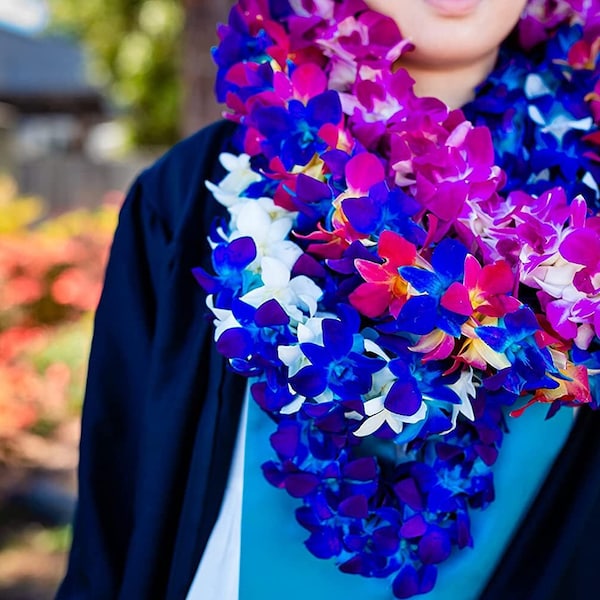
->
[57, 120, 600, 600]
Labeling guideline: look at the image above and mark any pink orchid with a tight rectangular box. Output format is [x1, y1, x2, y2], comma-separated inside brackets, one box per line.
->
[441, 256, 520, 319]
[511, 361, 592, 417]
[340, 69, 416, 145]
[273, 64, 328, 104]
[314, 7, 409, 92]
[349, 230, 418, 318]
[485, 190, 582, 295]
[454, 317, 511, 372]
[519, 0, 587, 49]
[503, 197, 600, 346]
[343, 152, 385, 195]
[568, 36, 600, 69]
[409, 329, 456, 362]
[327, 153, 386, 247]
[298, 223, 352, 260]
[413, 125, 504, 241]
[387, 106, 454, 188]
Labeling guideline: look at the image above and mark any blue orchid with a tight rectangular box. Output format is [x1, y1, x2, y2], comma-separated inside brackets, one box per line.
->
[476, 306, 560, 394]
[214, 297, 293, 377]
[395, 239, 469, 337]
[213, 8, 275, 103]
[293, 173, 336, 227]
[192, 236, 258, 308]
[290, 315, 385, 400]
[342, 182, 426, 246]
[251, 91, 342, 169]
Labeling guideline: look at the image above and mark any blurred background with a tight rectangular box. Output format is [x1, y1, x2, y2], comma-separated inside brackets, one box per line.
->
[0, 0, 235, 597]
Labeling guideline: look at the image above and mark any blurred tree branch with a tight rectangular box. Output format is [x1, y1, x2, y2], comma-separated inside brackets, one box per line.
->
[48, 0, 235, 147]
[182, 0, 235, 136]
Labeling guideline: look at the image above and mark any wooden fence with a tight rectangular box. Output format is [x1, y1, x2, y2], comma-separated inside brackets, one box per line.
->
[16, 153, 158, 213]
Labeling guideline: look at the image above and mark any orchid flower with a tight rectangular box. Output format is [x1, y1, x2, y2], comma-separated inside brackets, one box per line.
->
[350, 230, 419, 318]
[241, 256, 323, 322]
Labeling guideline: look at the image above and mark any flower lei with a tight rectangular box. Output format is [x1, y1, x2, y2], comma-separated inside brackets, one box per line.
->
[195, 1, 600, 597]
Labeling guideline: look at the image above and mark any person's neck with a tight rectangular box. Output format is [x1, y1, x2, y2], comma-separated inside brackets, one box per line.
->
[395, 51, 499, 109]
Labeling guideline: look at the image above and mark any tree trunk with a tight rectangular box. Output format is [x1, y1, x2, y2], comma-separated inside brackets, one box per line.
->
[181, 0, 236, 137]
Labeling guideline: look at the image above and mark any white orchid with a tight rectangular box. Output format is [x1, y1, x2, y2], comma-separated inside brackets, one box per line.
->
[528, 105, 593, 144]
[353, 355, 427, 438]
[278, 318, 327, 377]
[229, 201, 303, 271]
[354, 394, 428, 438]
[444, 368, 477, 433]
[530, 254, 584, 299]
[206, 295, 240, 341]
[229, 196, 294, 230]
[277, 317, 339, 413]
[241, 257, 323, 323]
[205, 153, 262, 208]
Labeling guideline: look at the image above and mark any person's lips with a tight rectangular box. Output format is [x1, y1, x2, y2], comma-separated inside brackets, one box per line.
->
[424, 0, 482, 17]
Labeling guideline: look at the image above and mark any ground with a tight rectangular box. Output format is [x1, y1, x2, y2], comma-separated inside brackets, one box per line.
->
[0, 418, 79, 599]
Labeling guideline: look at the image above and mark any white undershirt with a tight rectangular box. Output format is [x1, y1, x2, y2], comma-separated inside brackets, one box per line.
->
[185, 392, 248, 600]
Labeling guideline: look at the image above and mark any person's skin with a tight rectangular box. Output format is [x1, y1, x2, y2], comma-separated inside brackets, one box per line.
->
[363, 0, 529, 107]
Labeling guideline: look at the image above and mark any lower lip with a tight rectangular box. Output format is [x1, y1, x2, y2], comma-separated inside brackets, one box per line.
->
[424, 0, 482, 17]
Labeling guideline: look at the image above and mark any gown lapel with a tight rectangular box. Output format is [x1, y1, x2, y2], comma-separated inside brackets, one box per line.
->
[481, 409, 600, 600]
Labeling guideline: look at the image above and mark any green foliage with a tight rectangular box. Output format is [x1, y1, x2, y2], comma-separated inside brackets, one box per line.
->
[31, 525, 73, 554]
[48, 0, 183, 146]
